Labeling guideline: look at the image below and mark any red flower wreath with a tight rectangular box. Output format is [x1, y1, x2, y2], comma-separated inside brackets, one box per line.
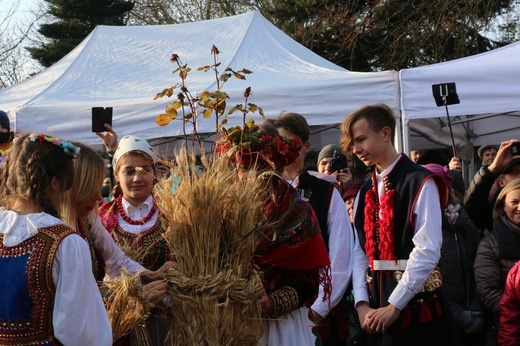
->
[217, 124, 302, 169]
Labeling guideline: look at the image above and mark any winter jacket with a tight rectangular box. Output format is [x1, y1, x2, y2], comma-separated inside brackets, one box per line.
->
[474, 218, 520, 330]
[499, 261, 520, 345]
[464, 166, 499, 233]
[438, 205, 484, 338]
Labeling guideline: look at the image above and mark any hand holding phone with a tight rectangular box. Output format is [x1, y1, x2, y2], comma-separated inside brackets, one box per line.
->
[92, 107, 113, 133]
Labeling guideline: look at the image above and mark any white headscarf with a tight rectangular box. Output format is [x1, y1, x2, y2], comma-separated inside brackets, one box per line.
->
[113, 135, 156, 168]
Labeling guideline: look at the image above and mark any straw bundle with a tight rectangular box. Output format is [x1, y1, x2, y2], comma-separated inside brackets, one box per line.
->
[102, 272, 155, 343]
[154, 150, 268, 345]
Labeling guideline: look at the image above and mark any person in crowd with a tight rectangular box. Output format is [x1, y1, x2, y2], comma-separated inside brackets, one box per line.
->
[499, 234, 520, 345]
[465, 140, 520, 233]
[0, 133, 112, 345]
[316, 144, 354, 194]
[474, 178, 520, 346]
[98, 135, 170, 345]
[340, 179, 366, 345]
[341, 104, 458, 345]
[0, 110, 14, 167]
[218, 122, 331, 345]
[478, 145, 499, 167]
[424, 164, 484, 345]
[99, 135, 168, 270]
[410, 149, 426, 163]
[343, 180, 365, 224]
[269, 113, 354, 345]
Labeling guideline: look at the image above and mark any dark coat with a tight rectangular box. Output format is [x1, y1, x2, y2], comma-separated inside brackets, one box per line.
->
[474, 218, 520, 329]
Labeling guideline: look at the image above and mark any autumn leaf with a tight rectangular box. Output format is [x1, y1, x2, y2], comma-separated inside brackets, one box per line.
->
[241, 69, 253, 74]
[248, 103, 258, 113]
[246, 119, 255, 128]
[233, 72, 246, 80]
[179, 68, 192, 80]
[155, 114, 171, 126]
[197, 65, 211, 72]
[165, 107, 178, 120]
[203, 108, 213, 119]
[219, 73, 231, 83]
[258, 106, 266, 120]
[226, 104, 244, 115]
[211, 91, 228, 99]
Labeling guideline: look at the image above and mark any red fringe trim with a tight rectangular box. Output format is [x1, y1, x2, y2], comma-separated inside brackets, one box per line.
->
[420, 303, 433, 323]
[363, 175, 397, 270]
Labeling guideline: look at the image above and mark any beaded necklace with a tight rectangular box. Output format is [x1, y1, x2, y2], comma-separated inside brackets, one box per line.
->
[116, 195, 158, 225]
[363, 171, 396, 270]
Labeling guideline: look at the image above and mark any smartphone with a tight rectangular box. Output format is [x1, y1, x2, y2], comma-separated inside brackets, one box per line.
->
[0, 131, 13, 144]
[512, 142, 520, 156]
[432, 82, 460, 107]
[92, 107, 113, 132]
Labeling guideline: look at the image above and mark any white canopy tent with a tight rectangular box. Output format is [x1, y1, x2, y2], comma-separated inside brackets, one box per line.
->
[400, 41, 520, 162]
[0, 11, 399, 152]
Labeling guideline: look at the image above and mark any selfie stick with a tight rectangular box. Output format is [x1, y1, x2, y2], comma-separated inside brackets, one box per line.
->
[443, 97, 458, 158]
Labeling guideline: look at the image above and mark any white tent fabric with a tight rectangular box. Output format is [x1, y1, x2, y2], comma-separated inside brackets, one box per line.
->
[0, 11, 399, 148]
[400, 41, 520, 154]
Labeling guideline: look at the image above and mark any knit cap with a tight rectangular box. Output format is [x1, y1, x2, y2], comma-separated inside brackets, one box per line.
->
[0, 110, 10, 132]
[317, 144, 342, 166]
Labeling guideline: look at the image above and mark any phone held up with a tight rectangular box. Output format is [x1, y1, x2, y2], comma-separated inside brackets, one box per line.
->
[91, 107, 113, 133]
[432, 82, 460, 107]
[512, 142, 520, 156]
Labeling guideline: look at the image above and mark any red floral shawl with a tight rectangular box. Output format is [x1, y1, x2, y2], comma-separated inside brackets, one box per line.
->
[254, 177, 331, 301]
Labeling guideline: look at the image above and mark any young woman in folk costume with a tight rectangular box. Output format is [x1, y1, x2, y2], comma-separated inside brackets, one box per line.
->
[217, 123, 331, 346]
[98, 135, 170, 345]
[0, 134, 112, 345]
[99, 135, 169, 270]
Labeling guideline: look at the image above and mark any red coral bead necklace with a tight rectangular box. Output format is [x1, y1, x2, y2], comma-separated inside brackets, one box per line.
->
[116, 195, 158, 225]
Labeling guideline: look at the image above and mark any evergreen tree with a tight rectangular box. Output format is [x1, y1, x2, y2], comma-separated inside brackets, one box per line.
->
[256, 0, 515, 71]
[28, 0, 134, 68]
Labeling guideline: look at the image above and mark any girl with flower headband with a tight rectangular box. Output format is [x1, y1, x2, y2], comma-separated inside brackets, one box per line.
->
[218, 123, 331, 345]
[0, 133, 112, 345]
[98, 135, 170, 345]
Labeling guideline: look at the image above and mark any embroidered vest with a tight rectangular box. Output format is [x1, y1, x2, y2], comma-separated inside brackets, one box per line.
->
[354, 156, 432, 260]
[99, 200, 168, 270]
[0, 224, 74, 346]
[297, 170, 335, 250]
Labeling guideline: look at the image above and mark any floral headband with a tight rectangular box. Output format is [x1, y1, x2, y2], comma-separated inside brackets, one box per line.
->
[216, 125, 302, 169]
[28, 133, 80, 158]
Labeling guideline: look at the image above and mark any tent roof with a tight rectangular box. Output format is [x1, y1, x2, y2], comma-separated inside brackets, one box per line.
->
[400, 41, 520, 146]
[0, 11, 398, 147]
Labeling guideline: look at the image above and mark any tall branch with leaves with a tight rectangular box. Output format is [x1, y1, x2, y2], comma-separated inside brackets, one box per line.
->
[154, 44, 264, 152]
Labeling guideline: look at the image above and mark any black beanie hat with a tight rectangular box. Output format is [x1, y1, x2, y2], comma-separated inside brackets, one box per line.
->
[0, 110, 10, 132]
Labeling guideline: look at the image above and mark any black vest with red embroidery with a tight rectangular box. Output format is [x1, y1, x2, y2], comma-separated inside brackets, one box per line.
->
[354, 155, 432, 260]
[0, 224, 74, 346]
[297, 170, 335, 250]
[110, 219, 168, 271]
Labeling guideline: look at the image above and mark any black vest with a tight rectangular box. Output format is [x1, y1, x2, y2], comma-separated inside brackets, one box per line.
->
[354, 155, 433, 260]
[297, 170, 335, 249]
